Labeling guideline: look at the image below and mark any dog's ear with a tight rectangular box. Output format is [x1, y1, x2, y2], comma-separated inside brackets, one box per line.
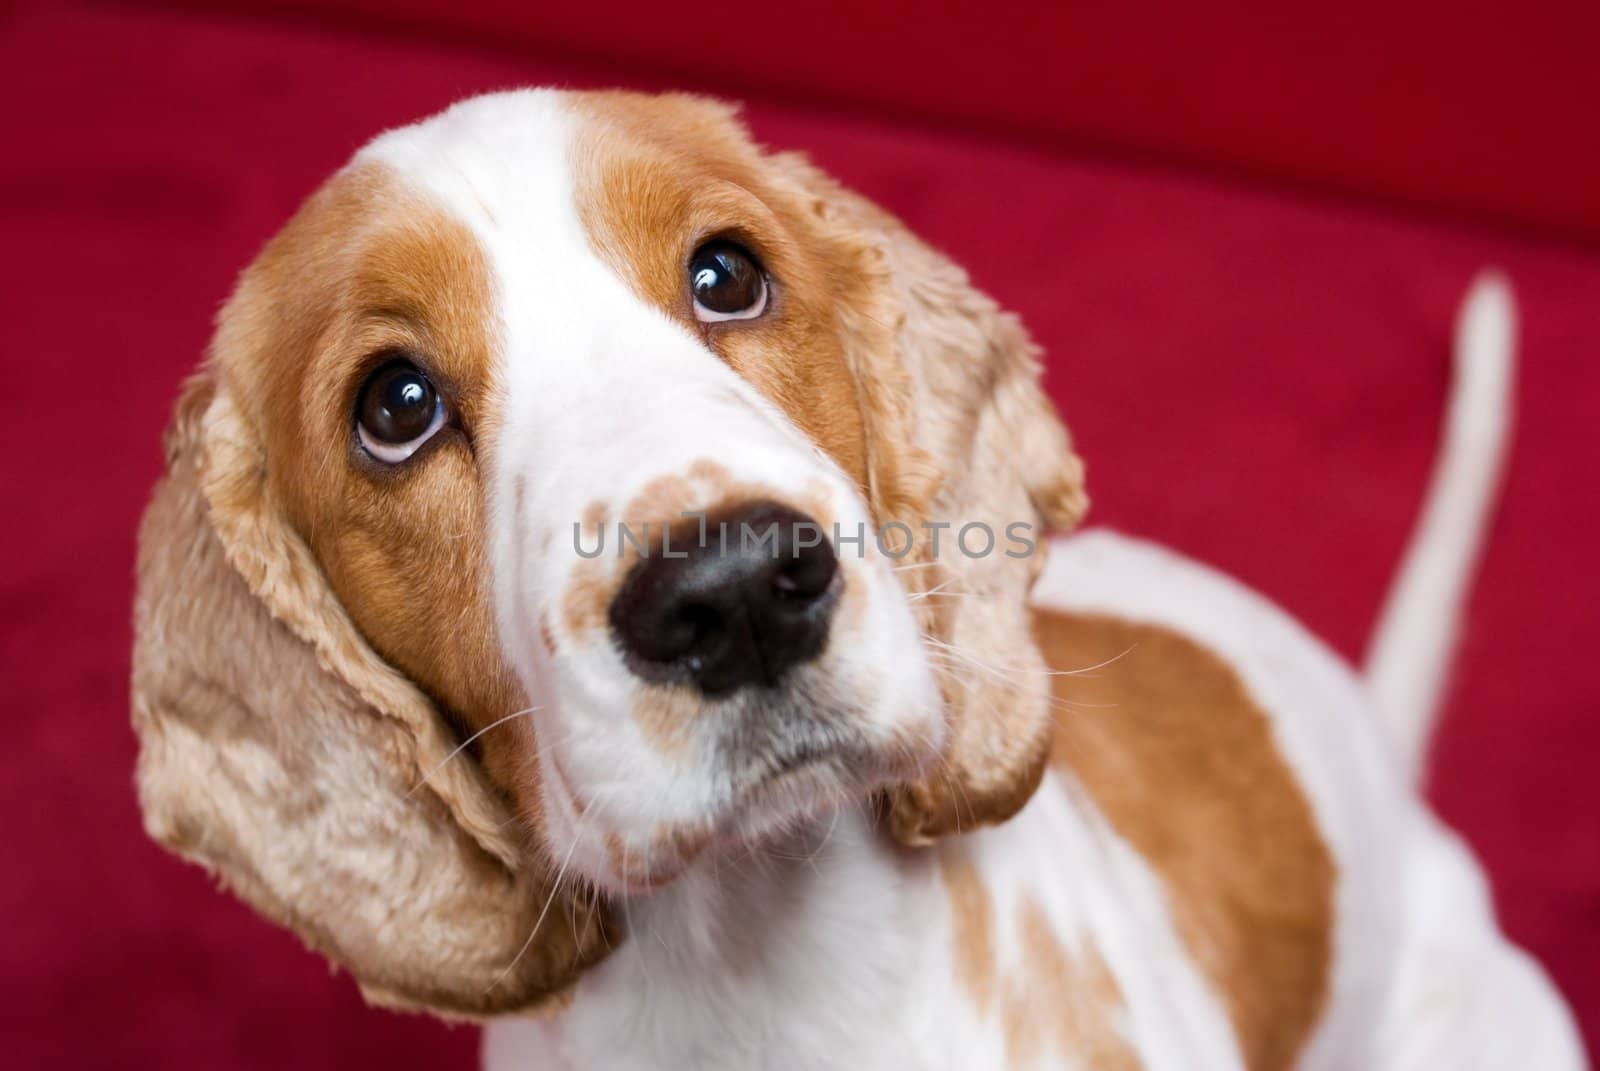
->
[132, 374, 612, 1017]
[770, 155, 1088, 844]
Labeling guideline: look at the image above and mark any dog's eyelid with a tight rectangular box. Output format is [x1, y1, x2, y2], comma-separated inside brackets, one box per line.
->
[688, 219, 766, 252]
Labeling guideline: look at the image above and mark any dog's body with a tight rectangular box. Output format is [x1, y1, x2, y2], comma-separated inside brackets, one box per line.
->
[131, 90, 1584, 1070]
[487, 528, 1584, 1070]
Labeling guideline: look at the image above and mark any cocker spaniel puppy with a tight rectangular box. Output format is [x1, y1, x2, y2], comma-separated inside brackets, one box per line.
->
[132, 91, 1584, 1070]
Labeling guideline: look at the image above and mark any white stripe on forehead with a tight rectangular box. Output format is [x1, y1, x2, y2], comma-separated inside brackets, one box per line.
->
[356, 90, 667, 437]
[358, 89, 581, 247]
[354, 89, 831, 506]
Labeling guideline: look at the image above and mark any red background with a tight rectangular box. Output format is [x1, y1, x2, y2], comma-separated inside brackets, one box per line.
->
[3, 2, 1597, 1066]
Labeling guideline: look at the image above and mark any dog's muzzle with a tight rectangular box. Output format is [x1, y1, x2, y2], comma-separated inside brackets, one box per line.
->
[608, 500, 839, 695]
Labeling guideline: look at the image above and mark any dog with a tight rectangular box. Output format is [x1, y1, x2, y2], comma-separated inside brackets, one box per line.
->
[131, 90, 1585, 1070]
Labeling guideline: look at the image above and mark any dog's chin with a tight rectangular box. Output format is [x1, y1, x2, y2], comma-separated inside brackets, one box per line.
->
[569, 740, 931, 899]
[723, 751, 885, 847]
[537, 653, 947, 898]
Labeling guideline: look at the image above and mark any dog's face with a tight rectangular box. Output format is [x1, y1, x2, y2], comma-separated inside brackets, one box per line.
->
[133, 90, 1085, 1016]
[253, 92, 945, 892]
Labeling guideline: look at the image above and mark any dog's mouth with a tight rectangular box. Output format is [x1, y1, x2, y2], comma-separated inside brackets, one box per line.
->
[718, 700, 939, 831]
[611, 758, 850, 893]
[724, 748, 859, 839]
[573, 733, 920, 898]
[540, 638, 945, 897]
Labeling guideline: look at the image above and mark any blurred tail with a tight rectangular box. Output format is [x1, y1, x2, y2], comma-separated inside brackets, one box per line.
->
[1364, 272, 1516, 786]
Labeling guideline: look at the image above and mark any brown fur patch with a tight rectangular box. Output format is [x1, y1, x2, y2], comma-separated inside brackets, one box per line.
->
[561, 536, 620, 642]
[211, 161, 532, 798]
[631, 685, 703, 759]
[569, 92, 871, 494]
[940, 854, 997, 1017]
[1004, 897, 1138, 1070]
[565, 500, 618, 624]
[1037, 610, 1335, 1071]
[941, 859, 1138, 1068]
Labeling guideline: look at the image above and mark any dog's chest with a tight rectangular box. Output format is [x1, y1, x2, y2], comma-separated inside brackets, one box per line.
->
[484, 810, 941, 1069]
[482, 787, 1245, 1071]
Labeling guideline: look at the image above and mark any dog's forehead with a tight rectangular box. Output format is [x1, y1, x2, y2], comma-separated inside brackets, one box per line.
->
[354, 89, 739, 283]
[357, 90, 608, 299]
[351, 91, 751, 439]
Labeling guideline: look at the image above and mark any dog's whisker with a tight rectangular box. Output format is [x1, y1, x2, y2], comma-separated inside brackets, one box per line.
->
[804, 801, 844, 873]
[406, 705, 544, 798]
[486, 788, 605, 995]
[924, 636, 1138, 680]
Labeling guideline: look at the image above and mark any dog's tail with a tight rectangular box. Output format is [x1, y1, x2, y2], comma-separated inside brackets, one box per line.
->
[1364, 271, 1517, 786]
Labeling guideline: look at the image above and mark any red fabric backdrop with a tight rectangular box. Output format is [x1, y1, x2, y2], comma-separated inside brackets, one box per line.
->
[3, 2, 1596, 1067]
[154, 0, 1600, 242]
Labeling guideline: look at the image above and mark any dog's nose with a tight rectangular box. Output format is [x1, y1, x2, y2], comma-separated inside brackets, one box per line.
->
[608, 501, 839, 695]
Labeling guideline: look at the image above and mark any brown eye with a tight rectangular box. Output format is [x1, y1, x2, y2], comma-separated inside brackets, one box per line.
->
[689, 241, 768, 322]
[356, 359, 446, 463]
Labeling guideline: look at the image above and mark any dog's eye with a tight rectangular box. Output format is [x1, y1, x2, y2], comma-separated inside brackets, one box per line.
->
[689, 241, 768, 322]
[355, 360, 447, 463]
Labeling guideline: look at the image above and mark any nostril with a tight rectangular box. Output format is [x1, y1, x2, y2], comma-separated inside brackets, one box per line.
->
[611, 587, 725, 667]
[653, 604, 716, 663]
[773, 545, 837, 602]
[670, 601, 724, 656]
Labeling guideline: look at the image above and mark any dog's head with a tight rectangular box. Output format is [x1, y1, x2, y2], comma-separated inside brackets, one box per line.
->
[132, 90, 1085, 1017]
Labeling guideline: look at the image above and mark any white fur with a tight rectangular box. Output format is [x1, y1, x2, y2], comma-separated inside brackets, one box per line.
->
[1364, 272, 1516, 784]
[356, 94, 1581, 1069]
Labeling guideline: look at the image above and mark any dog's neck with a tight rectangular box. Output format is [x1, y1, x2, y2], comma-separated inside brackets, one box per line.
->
[483, 772, 1198, 1071]
[486, 806, 947, 1071]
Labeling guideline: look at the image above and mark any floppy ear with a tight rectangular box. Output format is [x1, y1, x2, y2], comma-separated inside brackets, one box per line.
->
[770, 155, 1088, 844]
[132, 374, 613, 1017]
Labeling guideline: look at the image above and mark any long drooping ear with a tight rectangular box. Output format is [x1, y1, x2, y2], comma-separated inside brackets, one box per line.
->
[770, 155, 1088, 844]
[132, 375, 612, 1016]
